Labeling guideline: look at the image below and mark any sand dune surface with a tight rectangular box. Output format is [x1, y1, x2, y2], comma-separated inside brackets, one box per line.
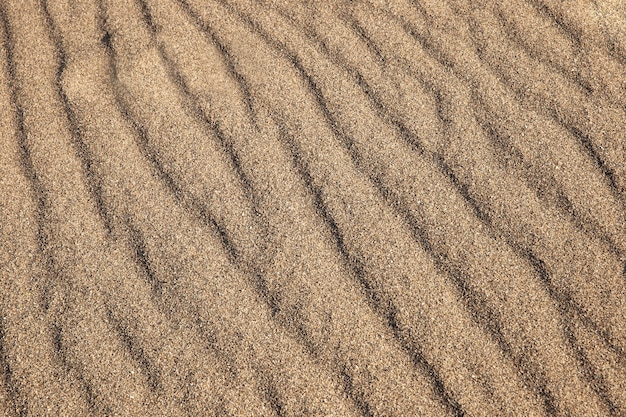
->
[1, 0, 625, 415]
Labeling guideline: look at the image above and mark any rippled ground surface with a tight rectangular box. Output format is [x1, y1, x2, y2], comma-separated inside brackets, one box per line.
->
[1, 0, 625, 415]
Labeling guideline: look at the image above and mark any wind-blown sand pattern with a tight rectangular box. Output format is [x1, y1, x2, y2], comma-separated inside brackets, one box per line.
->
[0, 0, 625, 415]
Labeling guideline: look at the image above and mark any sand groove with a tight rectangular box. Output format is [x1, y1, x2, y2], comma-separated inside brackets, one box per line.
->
[1, 0, 625, 416]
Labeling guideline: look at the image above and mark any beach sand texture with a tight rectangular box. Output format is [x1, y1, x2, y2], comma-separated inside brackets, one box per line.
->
[1, 0, 625, 415]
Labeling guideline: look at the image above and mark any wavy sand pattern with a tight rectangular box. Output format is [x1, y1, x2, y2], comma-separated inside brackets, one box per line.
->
[0, 0, 625, 415]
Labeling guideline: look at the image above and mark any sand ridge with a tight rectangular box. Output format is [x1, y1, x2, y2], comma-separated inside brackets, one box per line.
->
[0, 0, 625, 416]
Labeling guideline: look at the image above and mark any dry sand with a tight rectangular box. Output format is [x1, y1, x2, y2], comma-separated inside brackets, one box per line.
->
[0, 0, 625, 415]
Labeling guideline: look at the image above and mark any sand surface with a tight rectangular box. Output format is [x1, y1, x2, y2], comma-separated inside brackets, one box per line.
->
[0, 0, 625, 415]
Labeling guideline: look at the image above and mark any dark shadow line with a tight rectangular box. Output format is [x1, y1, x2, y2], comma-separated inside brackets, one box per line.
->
[520, 240, 623, 415]
[176, 0, 258, 127]
[117, 85, 244, 266]
[344, 54, 564, 411]
[383, 300, 466, 417]
[97, 4, 232, 244]
[492, 5, 594, 95]
[525, 0, 582, 47]
[473, 115, 624, 259]
[339, 363, 375, 417]
[338, 12, 386, 67]
[123, 216, 245, 408]
[188, 0, 366, 167]
[101, 0, 259, 276]
[125, 2, 288, 333]
[407, 0, 435, 24]
[93, 4, 277, 407]
[124, 212, 233, 379]
[199, 4, 520, 414]
[255, 368, 288, 417]
[100, 9, 342, 410]
[125, 219, 164, 297]
[137, 0, 156, 29]
[564, 316, 621, 416]
[213, 5, 622, 414]
[195, 2, 464, 412]
[320, 54, 529, 410]
[157, 1, 624, 414]
[55, 8, 256, 407]
[140, 0, 347, 365]
[460, 248, 563, 416]
[522, 246, 626, 368]
[569, 302, 626, 363]
[456, 6, 626, 216]
[270, 0, 626, 367]
[511, 65, 620, 213]
[98, 0, 234, 328]
[98, 8, 282, 404]
[136, 0, 269, 255]
[40, 0, 114, 236]
[0, 8, 99, 410]
[542, 250, 625, 362]
[392, 14, 457, 72]
[52, 322, 110, 416]
[358, 5, 626, 364]
[369, 175, 560, 416]
[0, 2, 50, 267]
[0, 10, 84, 414]
[105, 307, 161, 392]
[568, 124, 623, 204]
[590, 0, 626, 65]
[526, 245, 617, 353]
[274, 121, 465, 417]
[390, 0, 625, 224]
[0, 315, 25, 417]
[245, 0, 493, 247]
[102, 3, 620, 416]
[262, 2, 347, 74]
[399, 0, 623, 268]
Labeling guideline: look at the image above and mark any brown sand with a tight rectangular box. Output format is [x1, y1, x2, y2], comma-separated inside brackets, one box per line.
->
[0, 0, 625, 415]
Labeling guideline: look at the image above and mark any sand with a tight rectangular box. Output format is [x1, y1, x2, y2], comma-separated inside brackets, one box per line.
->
[0, 0, 625, 415]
